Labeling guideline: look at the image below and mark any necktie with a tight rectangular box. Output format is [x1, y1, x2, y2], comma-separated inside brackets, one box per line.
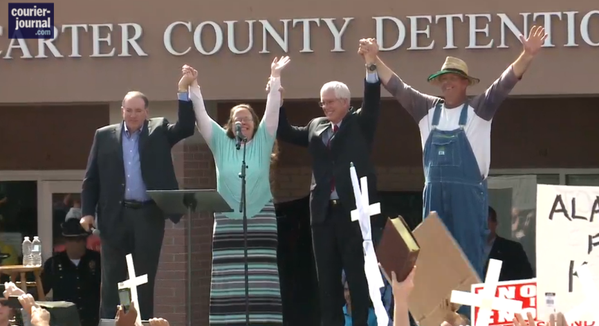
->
[328, 125, 339, 193]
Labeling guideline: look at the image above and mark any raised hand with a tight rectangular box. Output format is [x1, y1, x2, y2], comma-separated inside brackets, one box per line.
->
[358, 38, 379, 63]
[3, 282, 25, 298]
[270, 56, 290, 78]
[178, 65, 197, 91]
[519, 25, 547, 56]
[17, 294, 38, 315]
[149, 318, 170, 326]
[30, 306, 51, 326]
[186, 66, 199, 87]
[391, 266, 416, 300]
[513, 312, 536, 326]
[115, 301, 138, 326]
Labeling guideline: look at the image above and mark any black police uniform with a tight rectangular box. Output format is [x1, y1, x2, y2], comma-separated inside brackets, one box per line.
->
[41, 218, 101, 326]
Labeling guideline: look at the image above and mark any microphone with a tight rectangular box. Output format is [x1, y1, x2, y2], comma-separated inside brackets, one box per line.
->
[90, 226, 100, 236]
[235, 121, 244, 150]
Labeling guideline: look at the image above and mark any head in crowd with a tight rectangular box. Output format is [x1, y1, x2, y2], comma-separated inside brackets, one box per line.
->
[342, 272, 351, 312]
[427, 56, 480, 108]
[61, 218, 89, 259]
[320, 81, 351, 125]
[121, 91, 149, 133]
[488, 206, 498, 237]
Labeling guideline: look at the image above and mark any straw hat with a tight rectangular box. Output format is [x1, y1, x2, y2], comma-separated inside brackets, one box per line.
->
[427, 56, 480, 86]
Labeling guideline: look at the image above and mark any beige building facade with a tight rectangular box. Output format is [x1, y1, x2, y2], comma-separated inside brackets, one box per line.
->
[0, 0, 598, 324]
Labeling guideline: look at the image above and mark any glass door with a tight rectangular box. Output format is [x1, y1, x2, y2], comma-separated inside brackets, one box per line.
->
[39, 181, 92, 262]
[487, 175, 538, 274]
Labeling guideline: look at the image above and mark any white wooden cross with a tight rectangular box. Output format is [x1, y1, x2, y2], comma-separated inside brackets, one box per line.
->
[348, 163, 388, 326]
[450, 259, 523, 326]
[350, 164, 380, 223]
[565, 263, 599, 323]
[118, 254, 148, 325]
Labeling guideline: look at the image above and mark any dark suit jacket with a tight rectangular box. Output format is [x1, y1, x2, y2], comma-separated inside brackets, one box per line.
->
[485, 236, 534, 281]
[277, 79, 381, 224]
[81, 100, 195, 242]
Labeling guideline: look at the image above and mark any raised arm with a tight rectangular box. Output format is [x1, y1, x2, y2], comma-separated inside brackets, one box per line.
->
[261, 56, 290, 136]
[277, 105, 310, 147]
[81, 129, 100, 218]
[470, 26, 547, 121]
[164, 71, 197, 146]
[180, 65, 225, 147]
[359, 39, 438, 123]
[391, 268, 415, 326]
[189, 83, 216, 144]
[356, 41, 382, 141]
[513, 26, 547, 78]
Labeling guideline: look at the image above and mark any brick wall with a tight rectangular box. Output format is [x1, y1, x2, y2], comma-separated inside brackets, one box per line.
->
[0, 104, 108, 169]
[153, 139, 216, 326]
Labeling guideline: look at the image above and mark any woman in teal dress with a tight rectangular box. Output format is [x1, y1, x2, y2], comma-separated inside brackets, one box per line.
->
[186, 56, 290, 325]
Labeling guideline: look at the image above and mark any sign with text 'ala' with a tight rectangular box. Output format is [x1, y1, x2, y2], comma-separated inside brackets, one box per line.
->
[536, 184, 599, 324]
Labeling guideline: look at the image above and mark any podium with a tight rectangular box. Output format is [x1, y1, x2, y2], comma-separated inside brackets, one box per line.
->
[147, 189, 232, 326]
[147, 189, 233, 216]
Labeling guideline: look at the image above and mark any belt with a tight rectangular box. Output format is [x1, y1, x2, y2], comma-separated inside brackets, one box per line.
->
[122, 200, 154, 209]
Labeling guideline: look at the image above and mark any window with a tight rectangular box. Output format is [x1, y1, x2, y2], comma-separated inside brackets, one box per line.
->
[566, 174, 599, 187]
[0, 181, 38, 268]
[489, 173, 560, 185]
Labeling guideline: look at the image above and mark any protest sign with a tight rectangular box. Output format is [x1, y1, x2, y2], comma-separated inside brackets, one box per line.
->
[471, 279, 537, 326]
[536, 184, 599, 324]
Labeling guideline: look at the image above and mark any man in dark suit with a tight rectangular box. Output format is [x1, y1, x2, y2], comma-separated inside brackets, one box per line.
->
[485, 206, 534, 281]
[80, 70, 196, 319]
[276, 40, 381, 326]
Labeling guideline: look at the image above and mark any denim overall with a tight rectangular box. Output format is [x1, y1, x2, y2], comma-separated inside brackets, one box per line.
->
[422, 102, 489, 317]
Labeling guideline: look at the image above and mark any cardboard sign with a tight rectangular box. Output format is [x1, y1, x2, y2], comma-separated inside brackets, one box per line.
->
[409, 213, 481, 326]
[471, 279, 593, 326]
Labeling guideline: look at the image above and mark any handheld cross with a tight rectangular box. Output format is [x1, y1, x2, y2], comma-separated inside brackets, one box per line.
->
[349, 166, 380, 223]
[450, 259, 523, 326]
[118, 254, 148, 324]
[348, 162, 388, 326]
[565, 263, 599, 322]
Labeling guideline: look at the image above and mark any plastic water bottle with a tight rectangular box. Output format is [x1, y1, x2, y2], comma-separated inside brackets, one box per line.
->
[31, 236, 42, 267]
[22, 237, 32, 266]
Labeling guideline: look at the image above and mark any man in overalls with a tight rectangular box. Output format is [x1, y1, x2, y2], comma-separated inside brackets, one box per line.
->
[357, 26, 547, 279]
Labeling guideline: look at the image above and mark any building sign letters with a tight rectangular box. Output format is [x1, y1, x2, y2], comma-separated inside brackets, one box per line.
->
[0, 10, 597, 59]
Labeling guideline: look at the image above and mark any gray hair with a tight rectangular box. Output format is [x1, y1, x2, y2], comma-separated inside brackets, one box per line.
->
[320, 81, 350, 100]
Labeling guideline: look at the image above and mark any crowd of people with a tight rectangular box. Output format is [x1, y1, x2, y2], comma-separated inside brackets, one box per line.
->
[0, 21, 572, 326]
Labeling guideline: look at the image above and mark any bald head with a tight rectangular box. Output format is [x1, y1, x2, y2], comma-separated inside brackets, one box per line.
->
[121, 91, 149, 132]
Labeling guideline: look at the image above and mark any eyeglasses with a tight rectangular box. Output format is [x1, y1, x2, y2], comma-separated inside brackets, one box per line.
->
[319, 99, 338, 108]
[234, 117, 253, 123]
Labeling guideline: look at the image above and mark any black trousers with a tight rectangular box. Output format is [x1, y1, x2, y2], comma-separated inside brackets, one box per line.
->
[99, 203, 165, 320]
[312, 200, 370, 326]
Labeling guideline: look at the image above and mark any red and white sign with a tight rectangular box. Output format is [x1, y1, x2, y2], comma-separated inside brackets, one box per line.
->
[471, 279, 538, 326]
[470, 279, 595, 326]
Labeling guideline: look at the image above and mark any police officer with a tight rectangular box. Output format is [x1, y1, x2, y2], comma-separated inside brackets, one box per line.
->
[41, 217, 101, 326]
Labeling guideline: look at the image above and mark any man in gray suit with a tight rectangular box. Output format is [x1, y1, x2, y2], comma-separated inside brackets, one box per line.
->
[80, 70, 196, 319]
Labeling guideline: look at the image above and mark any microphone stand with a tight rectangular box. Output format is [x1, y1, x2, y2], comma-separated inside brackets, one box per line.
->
[237, 136, 249, 326]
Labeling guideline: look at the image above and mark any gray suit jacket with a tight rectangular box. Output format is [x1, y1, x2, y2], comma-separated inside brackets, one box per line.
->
[81, 100, 195, 242]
